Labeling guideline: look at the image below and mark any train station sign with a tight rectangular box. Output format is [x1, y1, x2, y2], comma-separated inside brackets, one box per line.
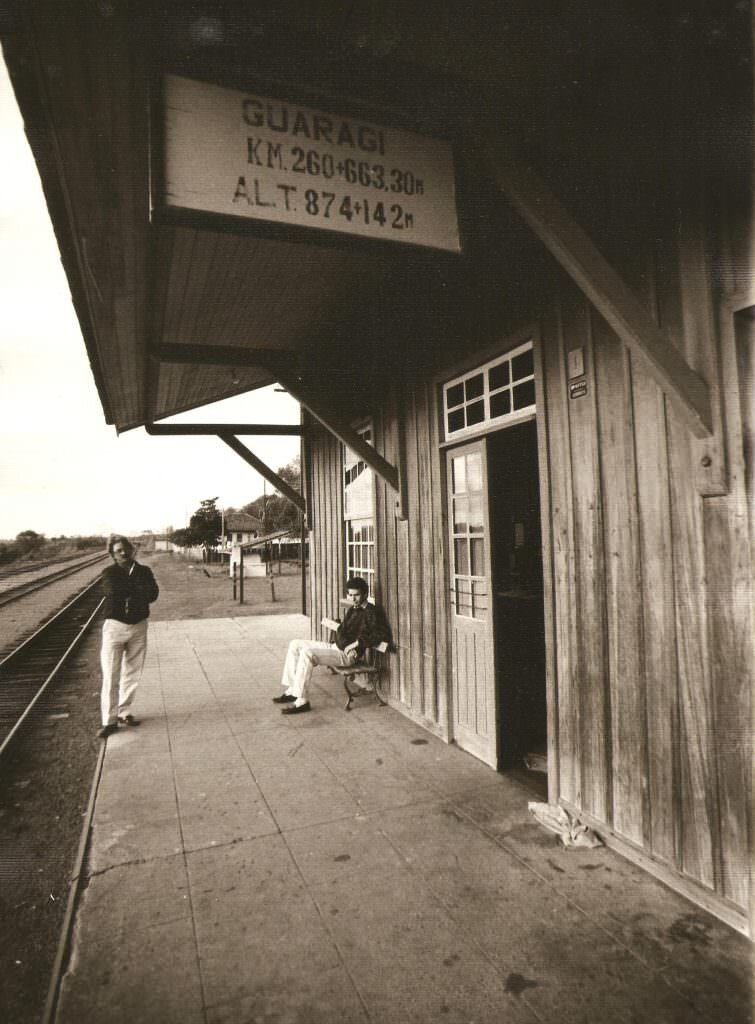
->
[162, 74, 461, 253]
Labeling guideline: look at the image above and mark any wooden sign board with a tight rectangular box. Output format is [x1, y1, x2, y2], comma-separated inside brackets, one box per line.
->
[163, 74, 461, 253]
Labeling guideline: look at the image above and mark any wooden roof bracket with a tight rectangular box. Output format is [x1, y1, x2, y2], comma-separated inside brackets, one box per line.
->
[217, 432, 306, 513]
[144, 423, 305, 511]
[274, 371, 407, 520]
[479, 140, 714, 439]
[152, 335, 405, 515]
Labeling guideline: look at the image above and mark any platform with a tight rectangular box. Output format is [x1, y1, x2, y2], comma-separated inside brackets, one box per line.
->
[55, 615, 751, 1024]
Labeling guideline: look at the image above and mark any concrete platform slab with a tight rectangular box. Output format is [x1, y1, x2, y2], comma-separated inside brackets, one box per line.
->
[54, 614, 752, 1024]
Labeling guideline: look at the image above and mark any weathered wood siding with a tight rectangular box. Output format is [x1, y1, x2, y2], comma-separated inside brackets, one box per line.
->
[305, 134, 751, 930]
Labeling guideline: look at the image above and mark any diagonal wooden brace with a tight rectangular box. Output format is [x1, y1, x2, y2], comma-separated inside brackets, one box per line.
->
[480, 140, 713, 438]
[217, 432, 305, 512]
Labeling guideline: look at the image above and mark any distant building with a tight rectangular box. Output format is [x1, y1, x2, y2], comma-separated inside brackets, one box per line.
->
[222, 512, 263, 552]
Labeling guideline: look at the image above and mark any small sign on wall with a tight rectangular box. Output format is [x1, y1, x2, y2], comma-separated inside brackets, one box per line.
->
[569, 378, 588, 400]
[162, 74, 461, 252]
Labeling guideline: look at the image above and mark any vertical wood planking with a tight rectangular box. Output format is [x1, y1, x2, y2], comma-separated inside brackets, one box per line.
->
[544, 293, 580, 807]
[594, 326, 646, 844]
[561, 286, 610, 821]
[533, 317, 560, 802]
[631, 363, 680, 865]
[666, 407, 717, 889]
[704, 498, 752, 908]
[417, 382, 438, 722]
[429, 377, 450, 734]
[406, 385, 424, 713]
[395, 379, 412, 706]
[655, 231, 719, 890]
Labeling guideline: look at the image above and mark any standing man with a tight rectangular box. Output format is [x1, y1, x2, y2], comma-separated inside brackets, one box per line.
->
[98, 535, 159, 739]
[274, 576, 390, 715]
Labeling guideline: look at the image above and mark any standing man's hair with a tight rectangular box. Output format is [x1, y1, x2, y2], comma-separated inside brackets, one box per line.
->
[108, 535, 134, 558]
[345, 576, 368, 595]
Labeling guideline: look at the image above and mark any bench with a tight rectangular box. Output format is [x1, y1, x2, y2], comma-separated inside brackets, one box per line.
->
[321, 617, 390, 711]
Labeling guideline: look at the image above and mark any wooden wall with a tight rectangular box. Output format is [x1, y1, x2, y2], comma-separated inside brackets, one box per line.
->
[305, 109, 752, 933]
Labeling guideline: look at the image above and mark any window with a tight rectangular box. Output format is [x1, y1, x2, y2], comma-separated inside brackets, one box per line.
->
[443, 341, 535, 441]
[343, 426, 375, 594]
[449, 449, 487, 619]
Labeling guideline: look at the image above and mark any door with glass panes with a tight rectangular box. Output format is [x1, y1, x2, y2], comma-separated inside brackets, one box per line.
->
[447, 439, 497, 767]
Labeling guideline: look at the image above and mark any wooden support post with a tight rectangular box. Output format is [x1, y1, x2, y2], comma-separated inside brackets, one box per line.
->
[239, 549, 245, 605]
[300, 513, 307, 616]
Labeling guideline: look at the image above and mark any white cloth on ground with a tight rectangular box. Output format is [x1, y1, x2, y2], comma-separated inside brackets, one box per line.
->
[528, 801, 603, 849]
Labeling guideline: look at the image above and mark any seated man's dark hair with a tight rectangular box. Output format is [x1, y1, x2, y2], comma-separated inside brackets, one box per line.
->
[345, 576, 368, 595]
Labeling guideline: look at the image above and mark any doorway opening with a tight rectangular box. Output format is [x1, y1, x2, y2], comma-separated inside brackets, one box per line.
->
[487, 420, 547, 793]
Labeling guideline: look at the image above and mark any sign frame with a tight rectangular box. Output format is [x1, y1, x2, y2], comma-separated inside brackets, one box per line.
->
[152, 72, 463, 256]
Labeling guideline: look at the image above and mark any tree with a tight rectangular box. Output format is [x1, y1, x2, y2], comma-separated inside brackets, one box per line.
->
[242, 457, 301, 535]
[15, 530, 44, 556]
[168, 527, 199, 548]
[189, 497, 222, 558]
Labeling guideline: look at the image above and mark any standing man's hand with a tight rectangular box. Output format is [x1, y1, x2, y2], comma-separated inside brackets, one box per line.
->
[344, 642, 359, 662]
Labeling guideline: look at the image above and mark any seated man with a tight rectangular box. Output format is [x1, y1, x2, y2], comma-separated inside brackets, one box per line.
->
[274, 576, 391, 715]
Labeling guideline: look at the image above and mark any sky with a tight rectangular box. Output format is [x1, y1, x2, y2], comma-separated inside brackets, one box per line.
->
[0, 58, 300, 541]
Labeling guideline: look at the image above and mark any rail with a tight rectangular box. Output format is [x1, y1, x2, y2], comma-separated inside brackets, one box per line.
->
[0, 578, 104, 757]
[0, 553, 108, 608]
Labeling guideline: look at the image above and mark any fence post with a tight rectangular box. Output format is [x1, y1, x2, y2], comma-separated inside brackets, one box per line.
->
[239, 549, 245, 604]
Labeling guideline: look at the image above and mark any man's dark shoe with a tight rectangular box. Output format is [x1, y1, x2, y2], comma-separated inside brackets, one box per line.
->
[272, 694, 296, 704]
[281, 702, 311, 715]
[118, 714, 140, 726]
[97, 723, 118, 739]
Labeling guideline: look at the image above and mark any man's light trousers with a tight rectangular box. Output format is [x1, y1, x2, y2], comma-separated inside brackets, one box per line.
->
[279, 639, 355, 706]
[100, 618, 148, 726]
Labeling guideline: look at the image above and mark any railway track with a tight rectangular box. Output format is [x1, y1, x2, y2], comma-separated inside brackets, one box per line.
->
[0, 553, 108, 608]
[0, 578, 104, 757]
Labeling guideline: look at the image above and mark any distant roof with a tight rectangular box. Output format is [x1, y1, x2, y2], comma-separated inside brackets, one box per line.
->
[224, 512, 263, 533]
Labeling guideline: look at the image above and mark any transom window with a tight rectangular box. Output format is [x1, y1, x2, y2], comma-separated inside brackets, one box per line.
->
[443, 341, 535, 441]
[343, 426, 375, 594]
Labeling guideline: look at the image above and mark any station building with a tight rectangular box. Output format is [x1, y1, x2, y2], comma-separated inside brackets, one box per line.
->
[2, 1, 751, 935]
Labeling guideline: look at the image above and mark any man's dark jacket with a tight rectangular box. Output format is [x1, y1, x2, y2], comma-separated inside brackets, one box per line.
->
[335, 602, 391, 658]
[101, 562, 159, 625]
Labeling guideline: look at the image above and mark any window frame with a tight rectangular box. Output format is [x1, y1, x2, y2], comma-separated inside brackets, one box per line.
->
[442, 339, 536, 443]
[342, 423, 376, 595]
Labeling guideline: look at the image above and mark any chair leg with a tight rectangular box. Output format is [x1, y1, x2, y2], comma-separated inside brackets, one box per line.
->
[343, 676, 355, 711]
[374, 676, 387, 707]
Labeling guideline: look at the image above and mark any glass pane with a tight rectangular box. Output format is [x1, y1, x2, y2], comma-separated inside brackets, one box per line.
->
[513, 379, 536, 409]
[466, 400, 484, 426]
[512, 348, 534, 380]
[489, 360, 510, 390]
[468, 494, 484, 533]
[490, 390, 511, 419]
[452, 456, 466, 495]
[465, 373, 484, 400]
[447, 382, 464, 407]
[453, 496, 469, 532]
[470, 537, 485, 576]
[454, 539, 469, 575]
[472, 580, 488, 619]
[466, 452, 482, 492]
[447, 409, 465, 434]
[455, 579, 472, 616]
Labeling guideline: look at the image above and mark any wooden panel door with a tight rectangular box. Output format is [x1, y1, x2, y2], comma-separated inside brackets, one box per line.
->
[447, 440, 497, 768]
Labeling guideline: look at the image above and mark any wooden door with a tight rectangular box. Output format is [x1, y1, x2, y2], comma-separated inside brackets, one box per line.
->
[447, 440, 497, 767]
